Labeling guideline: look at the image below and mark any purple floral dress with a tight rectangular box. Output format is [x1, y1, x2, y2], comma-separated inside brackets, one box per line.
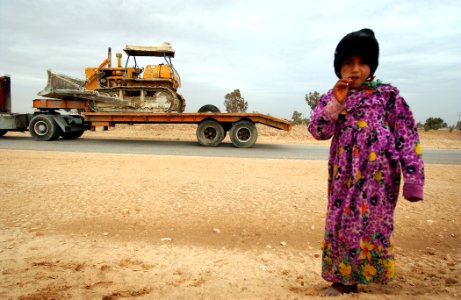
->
[308, 83, 424, 285]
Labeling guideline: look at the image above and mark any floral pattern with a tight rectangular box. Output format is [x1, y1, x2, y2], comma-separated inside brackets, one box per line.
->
[309, 84, 424, 285]
[322, 232, 396, 284]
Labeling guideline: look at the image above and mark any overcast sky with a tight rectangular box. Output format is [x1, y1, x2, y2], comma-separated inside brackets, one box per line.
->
[1, 0, 460, 124]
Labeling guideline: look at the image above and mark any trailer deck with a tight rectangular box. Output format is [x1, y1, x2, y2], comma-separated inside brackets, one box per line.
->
[27, 97, 292, 147]
[83, 111, 291, 131]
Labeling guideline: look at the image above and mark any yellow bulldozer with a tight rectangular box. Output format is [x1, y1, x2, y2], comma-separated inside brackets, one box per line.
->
[39, 42, 186, 113]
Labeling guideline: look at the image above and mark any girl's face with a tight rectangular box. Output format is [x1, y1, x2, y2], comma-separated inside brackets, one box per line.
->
[340, 55, 371, 89]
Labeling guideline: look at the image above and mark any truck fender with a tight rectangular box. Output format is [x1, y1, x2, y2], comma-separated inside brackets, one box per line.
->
[52, 115, 85, 133]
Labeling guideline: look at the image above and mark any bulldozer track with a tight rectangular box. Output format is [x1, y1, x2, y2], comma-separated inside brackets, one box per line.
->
[93, 86, 184, 113]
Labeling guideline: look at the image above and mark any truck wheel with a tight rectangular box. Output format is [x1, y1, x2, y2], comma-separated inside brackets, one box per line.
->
[229, 120, 258, 148]
[61, 130, 85, 140]
[29, 115, 61, 141]
[196, 120, 225, 146]
[0, 130, 7, 137]
[198, 104, 220, 113]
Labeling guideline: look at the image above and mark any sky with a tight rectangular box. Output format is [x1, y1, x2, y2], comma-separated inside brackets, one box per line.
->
[1, 0, 460, 125]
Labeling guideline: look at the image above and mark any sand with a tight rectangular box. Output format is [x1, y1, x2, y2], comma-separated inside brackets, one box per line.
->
[1, 125, 460, 299]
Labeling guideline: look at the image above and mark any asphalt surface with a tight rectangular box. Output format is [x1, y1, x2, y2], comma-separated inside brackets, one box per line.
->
[1, 135, 460, 164]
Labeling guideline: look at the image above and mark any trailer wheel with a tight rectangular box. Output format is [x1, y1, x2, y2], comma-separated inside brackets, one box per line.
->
[61, 130, 85, 140]
[198, 104, 220, 113]
[229, 120, 258, 148]
[196, 120, 225, 146]
[29, 115, 61, 141]
[0, 130, 7, 137]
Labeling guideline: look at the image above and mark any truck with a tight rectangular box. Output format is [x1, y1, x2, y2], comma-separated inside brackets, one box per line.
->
[0, 76, 30, 136]
[0, 44, 291, 148]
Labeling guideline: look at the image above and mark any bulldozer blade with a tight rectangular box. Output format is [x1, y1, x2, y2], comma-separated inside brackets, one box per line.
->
[38, 70, 130, 106]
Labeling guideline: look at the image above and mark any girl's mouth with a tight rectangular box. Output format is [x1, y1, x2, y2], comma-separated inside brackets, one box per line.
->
[349, 76, 359, 82]
[347, 76, 362, 87]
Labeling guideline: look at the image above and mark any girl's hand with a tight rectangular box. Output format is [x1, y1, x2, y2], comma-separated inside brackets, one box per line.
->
[333, 79, 352, 103]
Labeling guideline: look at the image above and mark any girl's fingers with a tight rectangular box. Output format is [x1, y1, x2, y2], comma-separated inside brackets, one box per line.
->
[333, 80, 351, 103]
[336, 79, 350, 88]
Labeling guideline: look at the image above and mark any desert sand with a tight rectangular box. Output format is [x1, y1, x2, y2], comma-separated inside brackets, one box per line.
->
[1, 125, 460, 299]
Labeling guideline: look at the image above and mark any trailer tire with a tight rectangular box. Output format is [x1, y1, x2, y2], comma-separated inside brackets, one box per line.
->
[0, 130, 7, 137]
[196, 120, 225, 147]
[29, 114, 61, 141]
[61, 130, 85, 140]
[229, 120, 258, 148]
[198, 104, 220, 113]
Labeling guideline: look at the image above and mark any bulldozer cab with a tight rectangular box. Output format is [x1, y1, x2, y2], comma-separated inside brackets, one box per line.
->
[123, 43, 180, 88]
[123, 43, 176, 75]
[84, 42, 180, 90]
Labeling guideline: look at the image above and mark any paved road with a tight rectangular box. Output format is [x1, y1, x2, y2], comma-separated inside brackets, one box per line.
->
[1, 135, 460, 164]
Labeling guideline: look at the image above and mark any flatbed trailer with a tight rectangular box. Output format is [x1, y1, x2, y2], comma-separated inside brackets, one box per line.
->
[25, 98, 292, 148]
[1, 75, 291, 147]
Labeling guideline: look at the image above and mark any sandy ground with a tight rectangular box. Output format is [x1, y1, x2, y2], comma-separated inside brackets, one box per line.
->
[1, 125, 460, 299]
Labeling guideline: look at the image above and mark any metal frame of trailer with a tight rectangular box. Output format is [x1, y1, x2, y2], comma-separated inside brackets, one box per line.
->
[27, 98, 292, 148]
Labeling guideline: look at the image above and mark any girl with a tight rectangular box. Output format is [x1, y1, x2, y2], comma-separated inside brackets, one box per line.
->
[308, 29, 425, 296]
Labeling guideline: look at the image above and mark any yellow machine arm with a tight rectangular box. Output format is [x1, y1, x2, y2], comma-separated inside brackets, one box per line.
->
[85, 58, 110, 89]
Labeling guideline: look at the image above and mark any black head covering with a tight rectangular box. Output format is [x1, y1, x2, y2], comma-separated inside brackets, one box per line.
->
[334, 28, 379, 79]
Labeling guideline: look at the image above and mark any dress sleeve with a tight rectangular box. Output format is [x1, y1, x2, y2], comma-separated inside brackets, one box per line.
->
[308, 90, 343, 140]
[385, 87, 425, 200]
